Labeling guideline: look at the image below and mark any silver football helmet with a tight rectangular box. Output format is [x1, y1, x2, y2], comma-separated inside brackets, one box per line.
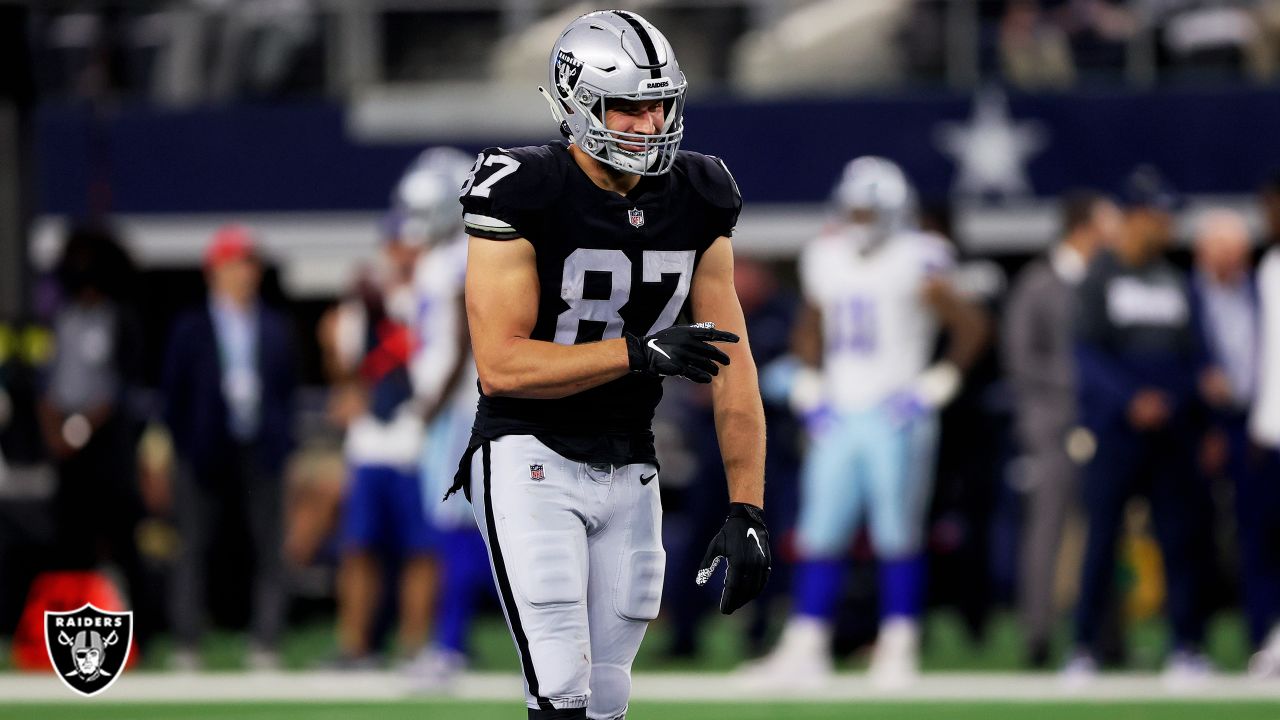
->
[539, 10, 686, 176]
[832, 156, 917, 248]
[388, 146, 473, 247]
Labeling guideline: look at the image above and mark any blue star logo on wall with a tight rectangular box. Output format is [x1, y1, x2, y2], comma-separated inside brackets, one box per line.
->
[935, 87, 1048, 200]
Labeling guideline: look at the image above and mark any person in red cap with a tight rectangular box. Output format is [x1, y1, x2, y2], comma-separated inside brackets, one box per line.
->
[161, 224, 297, 671]
[204, 223, 256, 268]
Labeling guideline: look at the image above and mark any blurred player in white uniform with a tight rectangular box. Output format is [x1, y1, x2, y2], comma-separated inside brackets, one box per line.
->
[748, 157, 988, 688]
[393, 147, 496, 688]
[328, 220, 435, 666]
[328, 147, 479, 668]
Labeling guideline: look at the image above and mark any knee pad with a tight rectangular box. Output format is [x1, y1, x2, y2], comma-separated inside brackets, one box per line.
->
[614, 549, 664, 621]
[587, 663, 631, 720]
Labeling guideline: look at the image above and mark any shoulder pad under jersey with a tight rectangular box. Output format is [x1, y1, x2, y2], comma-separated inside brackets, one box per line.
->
[460, 144, 567, 241]
[679, 151, 742, 236]
[680, 151, 741, 210]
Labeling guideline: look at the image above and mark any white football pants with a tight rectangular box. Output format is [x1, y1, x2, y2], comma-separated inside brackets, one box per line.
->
[469, 434, 665, 719]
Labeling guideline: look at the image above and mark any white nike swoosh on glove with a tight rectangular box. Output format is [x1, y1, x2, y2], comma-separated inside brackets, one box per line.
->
[747, 527, 764, 556]
[647, 338, 671, 359]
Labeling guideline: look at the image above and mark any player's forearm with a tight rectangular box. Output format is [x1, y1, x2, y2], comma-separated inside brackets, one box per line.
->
[712, 368, 766, 508]
[477, 337, 631, 399]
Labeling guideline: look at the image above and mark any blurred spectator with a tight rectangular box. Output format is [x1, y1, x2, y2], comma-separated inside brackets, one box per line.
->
[1245, 174, 1280, 677]
[1182, 207, 1254, 645]
[1000, 0, 1077, 89]
[1192, 209, 1257, 438]
[1065, 168, 1212, 683]
[1002, 190, 1119, 668]
[324, 218, 435, 669]
[161, 225, 297, 671]
[37, 225, 155, 650]
[1049, 0, 1137, 77]
[398, 146, 491, 687]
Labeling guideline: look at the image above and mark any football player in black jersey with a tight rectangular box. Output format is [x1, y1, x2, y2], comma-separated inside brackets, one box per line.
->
[449, 10, 770, 719]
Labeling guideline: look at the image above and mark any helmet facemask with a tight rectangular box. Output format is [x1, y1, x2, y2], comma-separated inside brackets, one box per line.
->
[574, 85, 685, 176]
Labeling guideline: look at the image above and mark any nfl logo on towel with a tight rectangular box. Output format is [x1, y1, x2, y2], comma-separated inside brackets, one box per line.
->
[628, 208, 645, 228]
[529, 464, 545, 481]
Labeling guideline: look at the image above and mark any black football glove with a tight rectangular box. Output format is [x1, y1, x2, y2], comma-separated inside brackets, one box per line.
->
[626, 322, 739, 383]
[696, 502, 771, 615]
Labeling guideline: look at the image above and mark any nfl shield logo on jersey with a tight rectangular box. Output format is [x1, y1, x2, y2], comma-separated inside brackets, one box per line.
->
[45, 604, 132, 697]
[628, 208, 645, 228]
[529, 464, 545, 481]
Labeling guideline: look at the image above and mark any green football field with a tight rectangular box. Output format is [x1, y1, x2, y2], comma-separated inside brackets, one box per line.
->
[7, 700, 1280, 720]
[9, 609, 1248, 674]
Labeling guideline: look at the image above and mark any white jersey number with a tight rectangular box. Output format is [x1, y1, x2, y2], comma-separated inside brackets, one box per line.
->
[554, 249, 695, 345]
[461, 154, 521, 199]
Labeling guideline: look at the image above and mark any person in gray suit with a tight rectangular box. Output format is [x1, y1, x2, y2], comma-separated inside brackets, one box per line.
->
[1002, 190, 1121, 667]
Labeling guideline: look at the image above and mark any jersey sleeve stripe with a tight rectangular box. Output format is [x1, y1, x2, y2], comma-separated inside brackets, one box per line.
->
[464, 213, 521, 239]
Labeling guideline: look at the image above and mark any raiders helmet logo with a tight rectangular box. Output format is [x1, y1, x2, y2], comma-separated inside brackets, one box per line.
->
[45, 604, 132, 697]
[555, 50, 584, 99]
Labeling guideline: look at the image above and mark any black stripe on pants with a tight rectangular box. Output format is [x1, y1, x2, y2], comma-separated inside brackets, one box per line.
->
[481, 441, 554, 712]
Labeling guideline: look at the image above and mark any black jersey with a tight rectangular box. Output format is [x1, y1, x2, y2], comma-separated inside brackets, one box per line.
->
[460, 141, 741, 466]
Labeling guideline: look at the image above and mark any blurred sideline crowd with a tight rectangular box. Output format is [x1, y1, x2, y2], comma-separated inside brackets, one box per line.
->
[1, 153, 1279, 688]
[23, 0, 1280, 108]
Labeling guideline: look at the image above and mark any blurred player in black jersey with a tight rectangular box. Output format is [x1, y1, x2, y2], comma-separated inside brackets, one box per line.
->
[446, 10, 770, 719]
